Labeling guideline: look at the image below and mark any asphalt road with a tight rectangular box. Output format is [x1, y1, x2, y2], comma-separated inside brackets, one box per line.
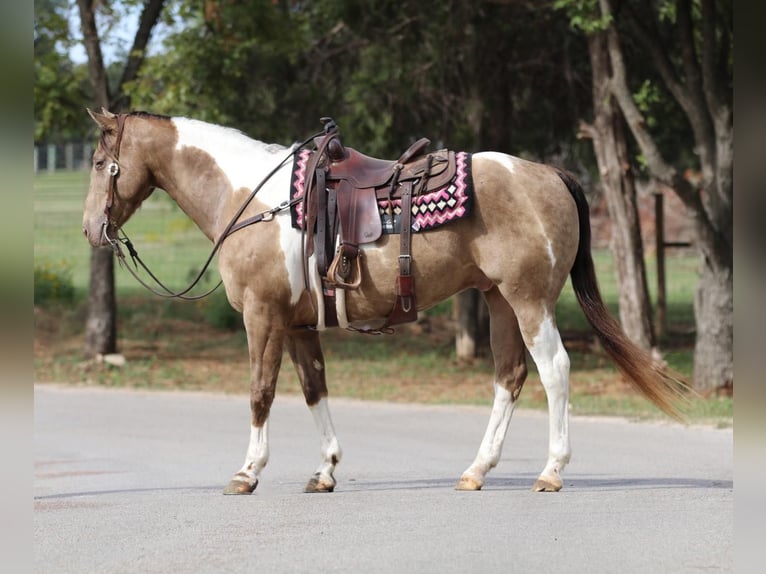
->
[34, 384, 732, 573]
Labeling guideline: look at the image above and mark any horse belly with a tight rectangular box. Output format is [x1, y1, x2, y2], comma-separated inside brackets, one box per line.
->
[343, 226, 486, 322]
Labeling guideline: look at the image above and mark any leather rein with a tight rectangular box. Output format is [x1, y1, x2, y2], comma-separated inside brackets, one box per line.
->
[100, 114, 324, 300]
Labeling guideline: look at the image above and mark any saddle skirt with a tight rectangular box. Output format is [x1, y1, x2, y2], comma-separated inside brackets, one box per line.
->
[290, 148, 473, 239]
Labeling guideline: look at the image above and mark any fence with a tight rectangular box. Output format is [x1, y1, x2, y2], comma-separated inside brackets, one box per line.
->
[34, 142, 93, 173]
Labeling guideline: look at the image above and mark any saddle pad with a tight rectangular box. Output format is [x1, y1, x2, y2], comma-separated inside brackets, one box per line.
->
[290, 149, 473, 235]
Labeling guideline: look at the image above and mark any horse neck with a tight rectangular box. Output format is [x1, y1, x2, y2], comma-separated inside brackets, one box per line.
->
[147, 117, 287, 242]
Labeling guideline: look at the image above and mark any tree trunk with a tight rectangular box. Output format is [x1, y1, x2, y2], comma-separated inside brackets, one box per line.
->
[84, 246, 117, 356]
[583, 31, 655, 351]
[454, 289, 489, 361]
[693, 261, 733, 394]
[598, 0, 733, 390]
[78, 0, 117, 357]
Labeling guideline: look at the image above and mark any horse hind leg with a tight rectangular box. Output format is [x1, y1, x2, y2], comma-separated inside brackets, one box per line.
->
[456, 287, 528, 491]
[516, 301, 572, 492]
[285, 330, 342, 493]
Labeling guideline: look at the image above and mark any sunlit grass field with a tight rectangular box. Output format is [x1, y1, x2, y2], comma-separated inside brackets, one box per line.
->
[34, 170, 218, 294]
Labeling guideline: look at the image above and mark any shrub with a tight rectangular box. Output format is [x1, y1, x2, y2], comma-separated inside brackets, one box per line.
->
[203, 291, 242, 331]
[34, 260, 76, 306]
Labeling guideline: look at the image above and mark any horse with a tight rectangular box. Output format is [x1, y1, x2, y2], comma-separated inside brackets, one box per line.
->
[81, 109, 686, 495]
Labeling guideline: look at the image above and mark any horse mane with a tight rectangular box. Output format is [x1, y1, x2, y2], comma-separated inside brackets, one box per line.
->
[128, 110, 172, 121]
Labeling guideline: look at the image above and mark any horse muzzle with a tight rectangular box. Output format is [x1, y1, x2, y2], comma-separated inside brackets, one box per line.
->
[82, 217, 116, 248]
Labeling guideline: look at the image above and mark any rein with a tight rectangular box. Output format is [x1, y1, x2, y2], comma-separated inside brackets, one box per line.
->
[101, 114, 325, 300]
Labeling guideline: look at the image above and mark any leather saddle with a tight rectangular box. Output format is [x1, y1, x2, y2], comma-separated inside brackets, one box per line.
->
[300, 119, 457, 331]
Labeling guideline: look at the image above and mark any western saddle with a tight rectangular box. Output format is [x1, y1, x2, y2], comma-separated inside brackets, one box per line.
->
[301, 118, 458, 331]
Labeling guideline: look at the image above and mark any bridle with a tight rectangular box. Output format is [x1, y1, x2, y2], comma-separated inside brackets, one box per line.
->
[99, 113, 326, 300]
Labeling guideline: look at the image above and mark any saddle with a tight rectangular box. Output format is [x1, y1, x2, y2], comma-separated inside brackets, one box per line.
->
[301, 118, 458, 330]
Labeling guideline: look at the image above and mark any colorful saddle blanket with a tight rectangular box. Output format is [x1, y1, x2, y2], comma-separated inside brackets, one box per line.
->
[289, 149, 474, 237]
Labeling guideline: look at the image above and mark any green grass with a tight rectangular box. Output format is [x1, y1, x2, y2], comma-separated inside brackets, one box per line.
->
[34, 171, 220, 296]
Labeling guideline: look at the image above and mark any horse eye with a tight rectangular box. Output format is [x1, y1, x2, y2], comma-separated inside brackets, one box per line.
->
[95, 159, 105, 170]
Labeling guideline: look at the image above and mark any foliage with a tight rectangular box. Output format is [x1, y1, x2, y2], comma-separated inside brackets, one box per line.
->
[34, 0, 92, 142]
[554, 0, 612, 33]
[202, 291, 242, 331]
[125, 0, 592, 164]
[34, 259, 76, 305]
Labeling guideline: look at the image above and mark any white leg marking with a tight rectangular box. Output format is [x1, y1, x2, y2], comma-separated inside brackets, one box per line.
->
[527, 312, 571, 484]
[459, 383, 516, 488]
[308, 398, 342, 488]
[311, 397, 343, 476]
[234, 423, 269, 486]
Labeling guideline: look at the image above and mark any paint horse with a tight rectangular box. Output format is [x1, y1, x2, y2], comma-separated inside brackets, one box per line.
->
[82, 109, 685, 495]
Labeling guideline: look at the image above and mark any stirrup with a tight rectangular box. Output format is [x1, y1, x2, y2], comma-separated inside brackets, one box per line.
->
[327, 250, 363, 290]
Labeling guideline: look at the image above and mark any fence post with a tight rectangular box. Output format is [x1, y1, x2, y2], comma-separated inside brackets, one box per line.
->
[65, 143, 74, 170]
[46, 144, 56, 173]
[83, 143, 92, 170]
[654, 192, 666, 339]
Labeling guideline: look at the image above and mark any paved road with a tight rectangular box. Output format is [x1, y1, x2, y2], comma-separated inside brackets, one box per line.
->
[34, 384, 732, 573]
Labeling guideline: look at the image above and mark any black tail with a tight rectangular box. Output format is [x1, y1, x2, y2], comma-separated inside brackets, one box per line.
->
[556, 169, 688, 420]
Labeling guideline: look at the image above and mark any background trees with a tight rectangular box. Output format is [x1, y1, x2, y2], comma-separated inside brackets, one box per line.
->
[557, 0, 732, 392]
[34, 0, 733, 393]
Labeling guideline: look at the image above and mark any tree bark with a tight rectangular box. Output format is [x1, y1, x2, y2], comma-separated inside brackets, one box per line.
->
[78, 0, 117, 357]
[599, 0, 733, 391]
[84, 246, 117, 356]
[693, 262, 733, 394]
[454, 289, 489, 361]
[582, 30, 655, 350]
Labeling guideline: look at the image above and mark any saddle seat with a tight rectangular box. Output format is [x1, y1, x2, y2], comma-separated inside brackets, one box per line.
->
[322, 143, 456, 249]
[301, 120, 459, 331]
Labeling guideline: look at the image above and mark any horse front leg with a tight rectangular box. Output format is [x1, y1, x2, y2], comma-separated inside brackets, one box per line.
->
[285, 330, 342, 493]
[457, 287, 528, 491]
[223, 304, 286, 495]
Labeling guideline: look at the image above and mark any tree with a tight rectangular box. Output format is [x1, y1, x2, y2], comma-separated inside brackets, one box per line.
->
[75, 0, 167, 357]
[559, 0, 733, 392]
[570, 6, 656, 351]
[34, 0, 91, 143]
[605, 0, 732, 392]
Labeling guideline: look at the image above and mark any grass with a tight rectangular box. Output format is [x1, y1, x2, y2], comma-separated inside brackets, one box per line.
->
[34, 171, 731, 427]
[34, 171, 220, 296]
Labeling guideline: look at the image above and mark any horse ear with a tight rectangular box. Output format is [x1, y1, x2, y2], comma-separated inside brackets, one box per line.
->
[87, 108, 118, 132]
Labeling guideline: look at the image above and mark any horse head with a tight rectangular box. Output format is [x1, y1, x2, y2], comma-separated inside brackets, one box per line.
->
[82, 108, 156, 247]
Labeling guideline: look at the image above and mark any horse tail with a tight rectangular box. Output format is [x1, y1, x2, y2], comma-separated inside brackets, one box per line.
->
[555, 169, 688, 421]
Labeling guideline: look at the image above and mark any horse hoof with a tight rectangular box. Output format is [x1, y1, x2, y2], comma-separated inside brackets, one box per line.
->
[223, 479, 258, 495]
[304, 475, 335, 493]
[532, 478, 562, 492]
[455, 475, 483, 491]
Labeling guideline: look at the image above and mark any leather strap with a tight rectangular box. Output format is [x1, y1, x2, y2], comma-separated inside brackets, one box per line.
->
[104, 114, 128, 219]
[386, 180, 417, 326]
[316, 168, 329, 275]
